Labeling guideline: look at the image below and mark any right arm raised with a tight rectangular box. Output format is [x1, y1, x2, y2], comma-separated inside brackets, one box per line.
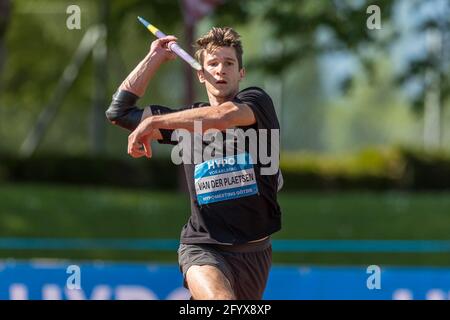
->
[118, 35, 177, 97]
[105, 36, 177, 133]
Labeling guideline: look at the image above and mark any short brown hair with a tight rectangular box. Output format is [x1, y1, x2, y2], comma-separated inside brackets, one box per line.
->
[195, 27, 243, 70]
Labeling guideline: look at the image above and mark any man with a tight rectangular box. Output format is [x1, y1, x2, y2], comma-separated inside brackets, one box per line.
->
[106, 27, 282, 300]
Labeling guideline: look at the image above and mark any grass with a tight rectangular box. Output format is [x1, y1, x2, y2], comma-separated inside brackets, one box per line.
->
[1, 182, 449, 265]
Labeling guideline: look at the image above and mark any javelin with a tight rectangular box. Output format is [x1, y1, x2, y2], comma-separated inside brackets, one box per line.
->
[137, 16, 202, 71]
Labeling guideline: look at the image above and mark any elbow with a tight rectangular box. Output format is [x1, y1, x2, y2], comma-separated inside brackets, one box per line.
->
[105, 89, 142, 130]
[105, 99, 126, 125]
[104, 102, 142, 131]
[105, 107, 118, 124]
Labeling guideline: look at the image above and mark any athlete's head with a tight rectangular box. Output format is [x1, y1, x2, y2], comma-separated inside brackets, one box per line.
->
[195, 27, 245, 102]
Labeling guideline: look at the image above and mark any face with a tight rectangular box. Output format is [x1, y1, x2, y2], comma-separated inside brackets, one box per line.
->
[197, 46, 245, 101]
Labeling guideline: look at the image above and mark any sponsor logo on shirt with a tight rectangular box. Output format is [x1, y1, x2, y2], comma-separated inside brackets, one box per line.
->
[194, 153, 258, 205]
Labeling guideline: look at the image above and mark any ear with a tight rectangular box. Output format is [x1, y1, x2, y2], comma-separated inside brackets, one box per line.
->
[197, 69, 205, 84]
[239, 67, 245, 81]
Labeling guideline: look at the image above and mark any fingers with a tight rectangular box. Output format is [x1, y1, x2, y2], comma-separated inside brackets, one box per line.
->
[166, 41, 178, 60]
[132, 145, 146, 158]
[128, 133, 143, 158]
[158, 36, 178, 50]
[128, 132, 153, 158]
[159, 35, 177, 43]
[128, 142, 145, 158]
[153, 36, 178, 59]
[142, 138, 152, 158]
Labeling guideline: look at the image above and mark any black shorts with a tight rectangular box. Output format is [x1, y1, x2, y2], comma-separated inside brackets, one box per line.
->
[177, 237, 272, 300]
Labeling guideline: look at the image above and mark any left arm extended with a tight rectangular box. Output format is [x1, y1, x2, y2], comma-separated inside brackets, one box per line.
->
[127, 101, 256, 157]
[151, 101, 255, 132]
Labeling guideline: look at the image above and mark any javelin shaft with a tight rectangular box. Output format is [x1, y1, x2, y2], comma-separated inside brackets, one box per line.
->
[137, 16, 202, 71]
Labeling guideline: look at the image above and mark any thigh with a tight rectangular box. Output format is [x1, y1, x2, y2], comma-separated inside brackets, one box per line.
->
[186, 265, 235, 300]
[178, 244, 236, 300]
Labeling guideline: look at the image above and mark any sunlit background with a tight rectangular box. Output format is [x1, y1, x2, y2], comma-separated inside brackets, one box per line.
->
[0, 0, 449, 300]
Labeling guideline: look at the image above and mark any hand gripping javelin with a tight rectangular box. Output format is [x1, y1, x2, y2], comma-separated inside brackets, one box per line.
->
[137, 16, 202, 71]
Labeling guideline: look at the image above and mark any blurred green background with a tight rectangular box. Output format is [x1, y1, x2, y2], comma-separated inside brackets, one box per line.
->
[0, 0, 449, 266]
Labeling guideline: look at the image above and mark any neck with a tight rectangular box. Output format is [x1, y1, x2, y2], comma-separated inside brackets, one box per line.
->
[207, 89, 239, 107]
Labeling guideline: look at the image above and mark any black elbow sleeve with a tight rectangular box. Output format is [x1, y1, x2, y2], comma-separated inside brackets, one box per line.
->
[106, 90, 143, 131]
